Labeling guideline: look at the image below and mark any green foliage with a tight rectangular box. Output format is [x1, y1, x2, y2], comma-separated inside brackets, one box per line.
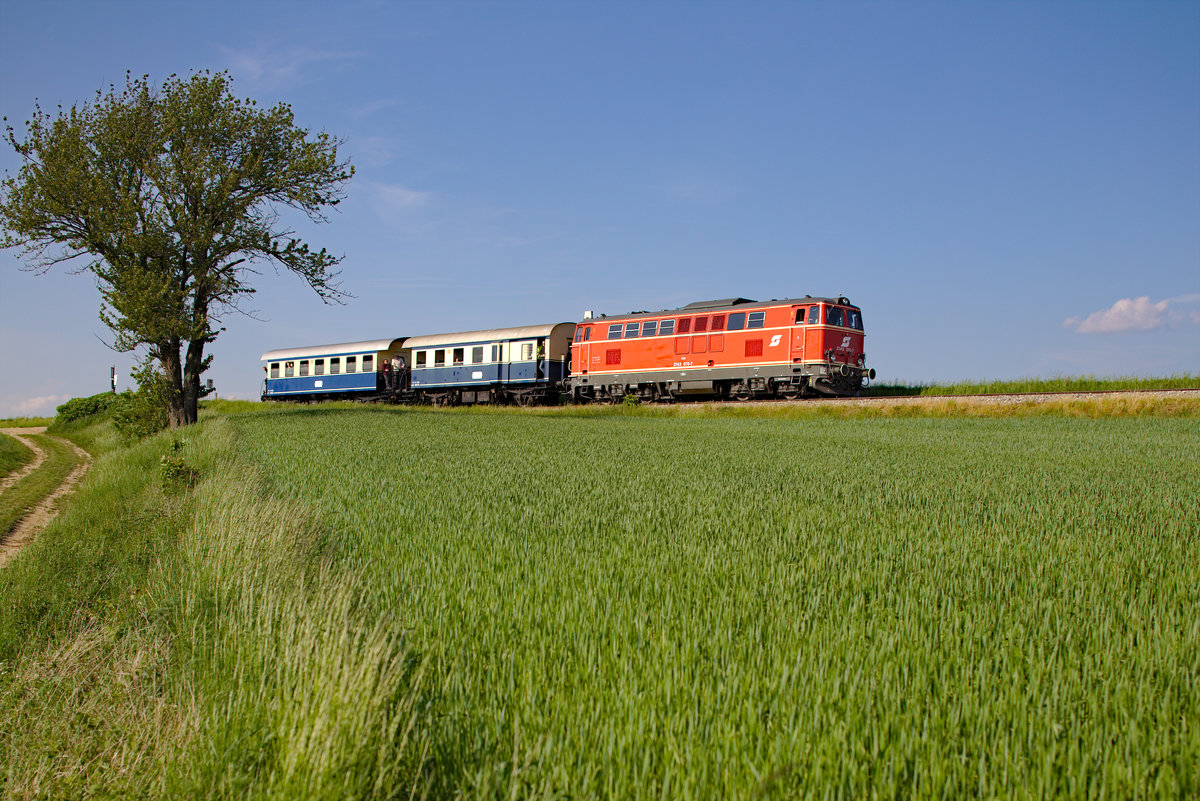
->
[235, 408, 1199, 799]
[0, 71, 353, 427]
[158, 440, 197, 492]
[52, 392, 119, 425]
[867, 373, 1200, 396]
[621, 391, 641, 406]
[111, 356, 170, 441]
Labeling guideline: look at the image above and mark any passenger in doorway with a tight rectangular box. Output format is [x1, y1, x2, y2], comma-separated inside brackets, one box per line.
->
[537, 340, 546, 379]
[382, 359, 394, 392]
[393, 353, 407, 390]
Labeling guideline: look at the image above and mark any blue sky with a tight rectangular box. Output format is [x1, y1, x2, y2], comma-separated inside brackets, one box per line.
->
[1, 0, 1197, 415]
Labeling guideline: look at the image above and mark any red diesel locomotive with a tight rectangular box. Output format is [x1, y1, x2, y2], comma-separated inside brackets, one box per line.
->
[565, 296, 874, 402]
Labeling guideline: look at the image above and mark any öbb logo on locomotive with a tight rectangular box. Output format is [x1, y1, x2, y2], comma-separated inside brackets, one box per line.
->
[260, 295, 876, 406]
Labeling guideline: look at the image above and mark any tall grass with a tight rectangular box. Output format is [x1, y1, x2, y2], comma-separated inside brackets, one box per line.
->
[0, 433, 35, 479]
[867, 373, 1199, 396]
[0, 417, 430, 799]
[235, 407, 1200, 799]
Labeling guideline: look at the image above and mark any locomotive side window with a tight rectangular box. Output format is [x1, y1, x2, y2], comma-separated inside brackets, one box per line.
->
[624, 322, 640, 338]
[727, 312, 746, 331]
[808, 305, 820, 324]
[299, 360, 309, 377]
[452, 348, 464, 366]
[362, 355, 373, 372]
[330, 357, 341, 374]
[608, 323, 623, 339]
[827, 308, 845, 327]
[434, 350, 445, 367]
[848, 310, 863, 330]
[795, 308, 806, 324]
[694, 317, 708, 333]
[748, 311, 765, 329]
[315, 359, 325, 376]
[641, 320, 658, 337]
[659, 319, 675, 336]
[346, 356, 357, 373]
[270, 362, 280, 379]
[415, 352, 427, 368]
[711, 315, 726, 331]
[678, 318, 692, 334]
[583, 326, 591, 341]
[472, 346, 484, 364]
[285, 361, 294, 378]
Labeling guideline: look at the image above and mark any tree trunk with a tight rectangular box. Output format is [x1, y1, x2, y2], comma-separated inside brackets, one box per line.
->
[182, 337, 206, 425]
[158, 342, 188, 428]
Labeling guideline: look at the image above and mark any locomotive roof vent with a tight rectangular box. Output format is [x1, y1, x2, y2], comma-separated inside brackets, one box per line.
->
[583, 310, 593, 319]
[682, 297, 756, 310]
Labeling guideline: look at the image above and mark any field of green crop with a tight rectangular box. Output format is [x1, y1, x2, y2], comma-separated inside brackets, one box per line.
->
[232, 407, 1198, 799]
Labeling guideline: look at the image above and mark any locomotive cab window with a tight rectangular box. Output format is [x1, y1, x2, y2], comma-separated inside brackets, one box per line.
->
[285, 361, 294, 378]
[848, 310, 863, 330]
[452, 348, 464, 366]
[608, 323, 623, 339]
[330, 357, 340, 374]
[346, 356, 357, 373]
[641, 320, 658, 337]
[624, 322, 640, 338]
[299, 360, 309, 377]
[362, 355, 374, 373]
[659, 319, 675, 336]
[314, 359, 325, 376]
[270, 363, 280, 379]
[573, 328, 582, 343]
[808, 306, 820, 324]
[827, 307, 845, 328]
[583, 326, 592, 341]
[748, 311, 765, 329]
[727, 312, 746, 331]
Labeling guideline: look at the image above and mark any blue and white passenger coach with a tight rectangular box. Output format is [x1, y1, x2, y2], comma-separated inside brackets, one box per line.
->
[405, 322, 575, 405]
[261, 338, 407, 400]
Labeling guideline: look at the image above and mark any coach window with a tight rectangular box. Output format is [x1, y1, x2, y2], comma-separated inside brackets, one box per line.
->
[346, 356, 357, 373]
[711, 315, 726, 331]
[299, 360, 310, 377]
[694, 317, 708, 333]
[848, 310, 863, 330]
[624, 321, 640, 338]
[472, 346, 484, 364]
[727, 312, 746, 331]
[270, 362, 280, 378]
[641, 320, 658, 337]
[490, 345, 499, 362]
[827, 307, 845, 328]
[659, 319, 675, 336]
[362, 355, 374, 373]
[521, 342, 535, 361]
[330, 357, 341, 374]
[434, 350, 445, 367]
[748, 311, 765, 329]
[808, 305, 820, 324]
[452, 348, 464, 366]
[678, 318, 691, 334]
[314, 359, 325, 376]
[415, 351, 426, 368]
[285, 361, 294, 378]
[608, 323, 623, 339]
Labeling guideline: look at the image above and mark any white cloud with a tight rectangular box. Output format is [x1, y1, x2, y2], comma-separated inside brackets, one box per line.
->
[220, 43, 362, 90]
[1062, 295, 1200, 334]
[1, 394, 70, 419]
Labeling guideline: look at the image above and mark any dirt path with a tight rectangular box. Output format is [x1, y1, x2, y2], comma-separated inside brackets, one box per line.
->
[0, 427, 92, 567]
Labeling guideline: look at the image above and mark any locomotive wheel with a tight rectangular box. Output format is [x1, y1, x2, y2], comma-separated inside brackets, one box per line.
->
[732, 383, 751, 401]
[777, 383, 800, 400]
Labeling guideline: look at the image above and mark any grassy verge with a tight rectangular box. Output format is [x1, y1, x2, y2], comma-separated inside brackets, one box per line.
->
[868, 373, 1199, 396]
[0, 415, 430, 799]
[0, 434, 86, 537]
[0, 417, 53, 428]
[0, 433, 35, 480]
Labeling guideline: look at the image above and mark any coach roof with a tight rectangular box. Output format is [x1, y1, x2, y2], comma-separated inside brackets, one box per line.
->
[260, 338, 404, 362]
[403, 322, 575, 350]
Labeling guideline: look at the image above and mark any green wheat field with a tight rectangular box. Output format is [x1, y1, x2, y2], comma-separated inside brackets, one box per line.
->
[2, 403, 1197, 799]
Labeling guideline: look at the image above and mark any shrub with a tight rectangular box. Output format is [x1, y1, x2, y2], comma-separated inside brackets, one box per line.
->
[112, 357, 170, 441]
[54, 392, 119, 424]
